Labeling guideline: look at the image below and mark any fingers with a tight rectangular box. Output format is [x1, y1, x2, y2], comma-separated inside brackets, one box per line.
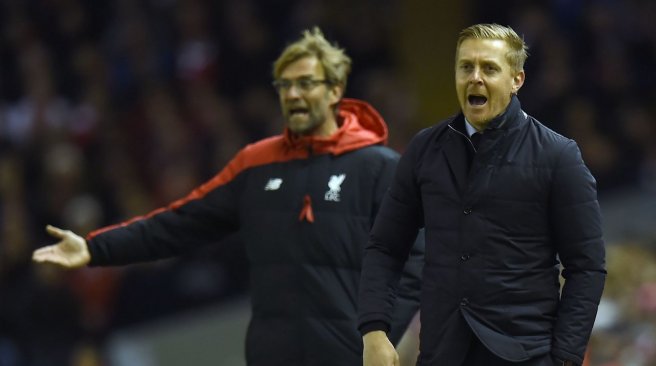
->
[46, 225, 67, 239]
[33, 245, 78, 268]
[32, 245, 63, 265]
[34, 225, 89, 268]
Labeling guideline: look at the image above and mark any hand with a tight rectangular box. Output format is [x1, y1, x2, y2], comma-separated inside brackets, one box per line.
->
[363, 331, 399, 366]
[32, 225, 91, 268]
[551, 354, 576, 366]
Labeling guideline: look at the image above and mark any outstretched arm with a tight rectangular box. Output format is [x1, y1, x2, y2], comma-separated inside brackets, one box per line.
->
[34, 148, 249, 267]
[32, 225, 91, 268]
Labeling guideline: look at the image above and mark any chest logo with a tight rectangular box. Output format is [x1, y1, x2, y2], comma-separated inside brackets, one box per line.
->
[264, 178, 283, 191]
[324, 174, 346, 202]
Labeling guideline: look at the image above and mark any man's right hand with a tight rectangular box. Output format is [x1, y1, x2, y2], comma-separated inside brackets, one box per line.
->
[363, 330, 399, 366]
[32, 225, 91, 268]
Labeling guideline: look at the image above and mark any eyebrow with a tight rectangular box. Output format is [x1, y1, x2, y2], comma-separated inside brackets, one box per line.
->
[457, 59, 502, 67]
[481, 60, 501, 67]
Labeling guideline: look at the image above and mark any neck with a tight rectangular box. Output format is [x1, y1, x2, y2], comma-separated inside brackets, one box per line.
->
[466, 119, 486, 132]
[319, 118, 339, 137]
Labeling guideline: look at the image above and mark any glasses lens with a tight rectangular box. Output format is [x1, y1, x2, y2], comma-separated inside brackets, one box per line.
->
[272, 80, 290, 91]
[298, 79, 315, 90]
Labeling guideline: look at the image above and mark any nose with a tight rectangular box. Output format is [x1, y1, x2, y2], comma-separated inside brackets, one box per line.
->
[469, 67, 483, 84]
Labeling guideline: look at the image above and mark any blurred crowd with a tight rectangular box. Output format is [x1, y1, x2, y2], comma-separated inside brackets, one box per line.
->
[475, 0, 656, 195]
[0, 0, 654, 365]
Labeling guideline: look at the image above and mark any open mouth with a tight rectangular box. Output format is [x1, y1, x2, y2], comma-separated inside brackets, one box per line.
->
[289, 107, 309, 116]
[468, 95, 488, 106]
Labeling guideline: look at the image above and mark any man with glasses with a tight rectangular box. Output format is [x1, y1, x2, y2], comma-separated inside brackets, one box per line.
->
[33, 27, 423, 365]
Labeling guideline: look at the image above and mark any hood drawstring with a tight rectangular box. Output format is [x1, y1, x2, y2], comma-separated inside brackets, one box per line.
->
[298, 194, 315, 223]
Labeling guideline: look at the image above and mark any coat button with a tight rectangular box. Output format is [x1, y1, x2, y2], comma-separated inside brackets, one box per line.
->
[463, 208, 472, 215]
[460, 254, 471, 261]
[460, 298, 469, 306]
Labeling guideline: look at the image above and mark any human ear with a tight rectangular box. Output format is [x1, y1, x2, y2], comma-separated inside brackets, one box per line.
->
[512, 70, 525, 94]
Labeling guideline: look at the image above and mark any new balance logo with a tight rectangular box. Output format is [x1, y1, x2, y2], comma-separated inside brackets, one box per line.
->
[324, 174, 346, 202]
[264, 178, 283, 191]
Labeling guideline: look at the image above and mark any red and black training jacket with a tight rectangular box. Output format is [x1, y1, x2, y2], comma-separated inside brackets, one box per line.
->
[86, 98, 423, 366]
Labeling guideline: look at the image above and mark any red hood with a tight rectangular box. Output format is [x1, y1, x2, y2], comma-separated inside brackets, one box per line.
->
[283, 98, 388, 155]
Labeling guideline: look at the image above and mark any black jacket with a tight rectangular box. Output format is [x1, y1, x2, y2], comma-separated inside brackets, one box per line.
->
[87, 99, 423, 366]
[358, 96, 605, 365]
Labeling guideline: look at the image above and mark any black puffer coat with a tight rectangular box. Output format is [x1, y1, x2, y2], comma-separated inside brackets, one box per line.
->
[358, 96, 605, 366]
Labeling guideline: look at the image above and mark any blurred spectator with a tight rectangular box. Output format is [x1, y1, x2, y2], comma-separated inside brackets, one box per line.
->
[590, 244, 656, 365]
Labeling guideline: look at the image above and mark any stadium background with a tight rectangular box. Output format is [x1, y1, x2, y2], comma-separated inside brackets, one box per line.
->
[0, 0, 654, 365]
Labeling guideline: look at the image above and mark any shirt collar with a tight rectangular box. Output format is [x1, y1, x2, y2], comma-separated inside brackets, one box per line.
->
[464, 118, 479, 137]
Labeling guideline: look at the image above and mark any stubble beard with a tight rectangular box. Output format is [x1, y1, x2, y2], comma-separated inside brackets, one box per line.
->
[287, 109, 325, 136]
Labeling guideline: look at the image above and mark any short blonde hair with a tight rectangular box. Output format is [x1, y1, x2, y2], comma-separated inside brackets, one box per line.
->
[273, 27, 352, 90]
[456, 23, 529, 72]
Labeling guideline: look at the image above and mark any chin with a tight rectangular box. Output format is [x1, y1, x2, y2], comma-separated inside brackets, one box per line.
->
[289, 126, 308, 135]
[464, 113, 482, 124]
[288, 119, 306, 130]
[465, 109, 494, 123]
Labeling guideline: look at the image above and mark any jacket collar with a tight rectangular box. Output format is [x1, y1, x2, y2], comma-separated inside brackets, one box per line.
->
[442, 96, 525, 196]
[485, 94, 524, 131]
[450, 95, 525, 133]
[283, 98, 389, 155]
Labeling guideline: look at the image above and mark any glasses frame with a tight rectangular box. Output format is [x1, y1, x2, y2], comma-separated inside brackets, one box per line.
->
[272, 78, 332, 94]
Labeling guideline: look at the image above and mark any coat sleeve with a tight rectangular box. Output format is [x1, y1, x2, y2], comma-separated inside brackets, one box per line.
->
[387, 229, 424, 344]
[86, 150, 248, 266]
[358, 134, 426, 337]
[549, 140, 606, 364]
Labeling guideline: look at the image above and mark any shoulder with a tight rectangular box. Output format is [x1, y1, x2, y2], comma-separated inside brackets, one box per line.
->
[402, 117, 453, 157]
[524, 114, 583, 165]
[232, 135, 305, 168]
[526, 115, 572, 147]
[414, 116, 454, 144]
[240, 135, 286, 157]
[337, 145, 401, 178]
[353, 144, 400, 162]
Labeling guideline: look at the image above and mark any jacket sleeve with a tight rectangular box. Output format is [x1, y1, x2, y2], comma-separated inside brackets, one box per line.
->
[358, 134, 426, 337]
[549, 140, 606, 364]
[87, 150, 247, 266]
[387, 229, 424, 345]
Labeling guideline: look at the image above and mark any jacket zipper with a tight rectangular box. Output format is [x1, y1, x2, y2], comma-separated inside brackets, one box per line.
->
[448, 124, 478, 153]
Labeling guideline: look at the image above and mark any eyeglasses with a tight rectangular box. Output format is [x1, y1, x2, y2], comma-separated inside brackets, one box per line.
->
[272, 78, 331, 93]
